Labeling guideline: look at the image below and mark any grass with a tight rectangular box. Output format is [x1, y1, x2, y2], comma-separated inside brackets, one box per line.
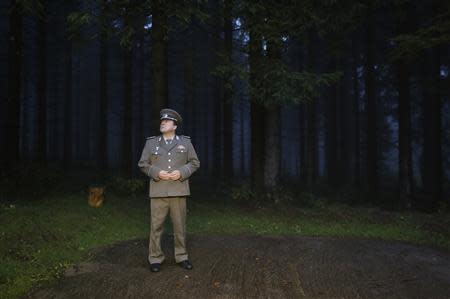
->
[0, 192, 449, 299]
[0, 193, 148, 299]
[188, 199, 449, 248]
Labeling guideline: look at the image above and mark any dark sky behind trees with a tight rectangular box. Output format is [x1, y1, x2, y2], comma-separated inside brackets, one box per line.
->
[1, 0, 449, 212]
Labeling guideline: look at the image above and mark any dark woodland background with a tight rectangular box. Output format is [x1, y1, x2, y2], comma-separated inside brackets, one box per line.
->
[0, 0, 449, 212]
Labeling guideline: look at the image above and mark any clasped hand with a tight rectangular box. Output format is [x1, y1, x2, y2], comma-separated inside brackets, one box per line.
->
[158, 170, 181, 180]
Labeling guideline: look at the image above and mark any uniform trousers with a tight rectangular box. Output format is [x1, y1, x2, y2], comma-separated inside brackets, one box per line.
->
[148, 196, 188, 264]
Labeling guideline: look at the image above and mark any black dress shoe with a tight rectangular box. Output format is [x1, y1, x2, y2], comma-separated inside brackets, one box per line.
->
[150, 263, 161, 272]
[178, 260, 193, 270]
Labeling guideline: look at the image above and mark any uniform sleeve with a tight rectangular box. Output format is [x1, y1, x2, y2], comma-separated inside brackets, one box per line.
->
[179, 140, 200, 182]
[137, 140, 162, 181]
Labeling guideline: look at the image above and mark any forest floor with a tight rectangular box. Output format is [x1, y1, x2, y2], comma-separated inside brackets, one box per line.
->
[1, 188, 449, 299]
[22, 233, 450, 299]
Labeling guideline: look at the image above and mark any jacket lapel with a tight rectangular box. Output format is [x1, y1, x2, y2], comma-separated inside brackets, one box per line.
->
[158, 136, 167, 152]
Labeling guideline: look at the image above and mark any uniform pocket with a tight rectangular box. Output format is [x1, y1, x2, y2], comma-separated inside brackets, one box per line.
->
[174, 149, 187, 163]
[150, 152, 161, 162]
[175, 149, 187, 158]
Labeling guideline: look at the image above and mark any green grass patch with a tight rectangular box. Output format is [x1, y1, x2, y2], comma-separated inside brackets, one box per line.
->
[188, 200, 449, 249]
[0, 193, 449, 299]
[0, 193, 148, 299]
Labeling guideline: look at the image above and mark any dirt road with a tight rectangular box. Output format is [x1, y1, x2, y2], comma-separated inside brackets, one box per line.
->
[23, 234, 450, 299]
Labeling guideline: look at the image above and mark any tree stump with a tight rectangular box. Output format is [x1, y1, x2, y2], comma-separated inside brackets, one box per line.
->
[88, 186, 105, 208]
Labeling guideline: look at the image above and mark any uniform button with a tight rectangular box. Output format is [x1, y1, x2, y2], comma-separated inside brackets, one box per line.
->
[168, 159, 171, 162]
[168, 152, 171, 155]
[168, 166, 171, 169]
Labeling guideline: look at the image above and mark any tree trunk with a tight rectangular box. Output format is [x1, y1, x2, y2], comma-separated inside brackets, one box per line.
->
[36, 0, 47, 163]
[63, 0, 73, 165]
[397, 59, 413, 210]
[263, 105, 280, 192]
[222, 0, 233, 178]
[306, 33, 318, 187]
[183, 23, 194, 136]
[297, 43, 307, 182]
[240, 102, 246, 176]
[351, 34, 361, 198]
[249, 30, 265, 190]
[326, 58, 339, 190]
[137, 31, 145, 143]
[298, 103, 307, 181]
[3, 0, 23, 169]
[306, 100, 318, 187]
[365, 6, 378, 202]
[98, 0, 109, 170]
[395, 5, 414, 210]
[421, 47, 442, 212]
[212, 0, 223, 178]
[262, 36, 282, 192]
[340, 49, 354, 191]
[122, 47, 133, 177]
[151, 0, 168, 135]
[250, 101, 265, 189]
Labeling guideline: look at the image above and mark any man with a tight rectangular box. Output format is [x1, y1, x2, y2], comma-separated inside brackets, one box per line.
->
[137, 108, 200, 272]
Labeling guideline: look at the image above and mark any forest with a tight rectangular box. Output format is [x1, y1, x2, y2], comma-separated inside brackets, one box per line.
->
[1, 0, 449, 212]
[2, 1, 450, 298]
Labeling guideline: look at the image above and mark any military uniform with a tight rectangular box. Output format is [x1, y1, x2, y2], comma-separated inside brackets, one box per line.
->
[137, 108, 200, 265]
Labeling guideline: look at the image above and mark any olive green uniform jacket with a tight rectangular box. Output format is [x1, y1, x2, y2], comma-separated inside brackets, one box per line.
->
[138, 134, 200, 198]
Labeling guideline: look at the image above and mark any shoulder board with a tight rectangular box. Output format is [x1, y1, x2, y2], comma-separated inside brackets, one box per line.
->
[146, 136, 157, 140]
[180, 135, 191, 139]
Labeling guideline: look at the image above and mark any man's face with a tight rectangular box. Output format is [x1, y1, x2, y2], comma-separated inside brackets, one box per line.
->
[160, 119, 177, 133]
